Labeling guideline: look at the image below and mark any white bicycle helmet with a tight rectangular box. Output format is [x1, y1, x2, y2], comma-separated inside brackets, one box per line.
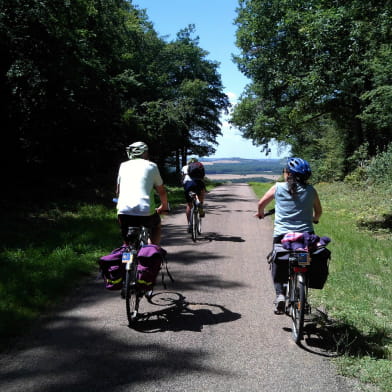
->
[126, 141, 148, 159]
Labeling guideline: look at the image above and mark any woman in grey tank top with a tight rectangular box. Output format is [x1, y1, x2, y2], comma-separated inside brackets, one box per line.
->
[255, 158, 322, 314]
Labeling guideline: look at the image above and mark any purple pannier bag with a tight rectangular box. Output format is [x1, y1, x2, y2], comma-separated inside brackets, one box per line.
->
[98, 246, 126, 290]
[136, 245, 167, 290]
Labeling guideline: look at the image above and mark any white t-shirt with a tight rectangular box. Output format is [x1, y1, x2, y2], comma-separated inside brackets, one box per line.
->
[117, 158, 163, 216]
[181, 165, 192, 183]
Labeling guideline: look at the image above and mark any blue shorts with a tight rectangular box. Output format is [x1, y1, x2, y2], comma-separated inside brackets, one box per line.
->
[183, 179, 206, 202]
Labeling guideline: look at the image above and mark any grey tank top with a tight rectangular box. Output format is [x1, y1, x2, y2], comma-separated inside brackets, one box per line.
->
[274, 182, 316, 237]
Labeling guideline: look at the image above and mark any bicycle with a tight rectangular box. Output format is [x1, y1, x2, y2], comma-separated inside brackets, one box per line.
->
[188, 191, 202, 242]
[261, 208, 322, 344]
[121, 225, 150, 326]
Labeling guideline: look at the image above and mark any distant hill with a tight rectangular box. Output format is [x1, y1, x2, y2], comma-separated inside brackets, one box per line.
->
[200, 157, 283, 174]
[199, 157, 283, 183]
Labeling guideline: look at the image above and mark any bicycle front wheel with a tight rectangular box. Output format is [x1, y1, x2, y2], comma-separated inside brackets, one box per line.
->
[125, 268, 140, 326]
[291, 273, 306, 344]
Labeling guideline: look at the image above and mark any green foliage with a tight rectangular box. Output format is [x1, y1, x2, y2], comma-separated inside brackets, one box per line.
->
[345, 143, 392, 189]
[0, 1, 229, 196]
[365, 143, 392, 187]
[232, 0, 392, 173]
[289, 118, 346, 182]
[359, 45, 392, 137]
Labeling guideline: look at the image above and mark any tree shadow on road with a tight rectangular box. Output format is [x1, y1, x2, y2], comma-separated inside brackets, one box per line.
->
[203, 232, 245, 242]
[131, 291, 241, 333]
[0, 283, 234, 392]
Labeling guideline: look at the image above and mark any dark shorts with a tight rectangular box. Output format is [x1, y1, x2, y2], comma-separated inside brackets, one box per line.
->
[183, 179, 206, 202]
[118, 213, 161, 241]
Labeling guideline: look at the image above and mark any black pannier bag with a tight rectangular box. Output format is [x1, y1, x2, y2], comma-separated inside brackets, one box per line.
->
[308, 247, 331, 289]
[267, 244, 291, 284]
[267, 243, 290, 264]
[267, 244, 331, 289]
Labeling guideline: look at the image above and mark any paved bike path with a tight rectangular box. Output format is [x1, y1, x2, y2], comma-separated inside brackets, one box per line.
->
[0, 183, 361, 392]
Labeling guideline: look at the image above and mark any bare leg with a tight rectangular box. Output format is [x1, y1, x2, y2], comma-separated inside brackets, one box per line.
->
[199, 189, 205, 203]
[150, 222, 161, 245]
[186, 202, 192, 223]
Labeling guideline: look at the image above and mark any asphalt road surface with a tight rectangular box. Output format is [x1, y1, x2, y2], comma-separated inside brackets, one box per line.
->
[0, 183, 362, 392]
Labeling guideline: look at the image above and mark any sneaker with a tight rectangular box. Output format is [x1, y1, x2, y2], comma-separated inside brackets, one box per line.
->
[198, 204, 205, 217]
[274, 294, 286, 315]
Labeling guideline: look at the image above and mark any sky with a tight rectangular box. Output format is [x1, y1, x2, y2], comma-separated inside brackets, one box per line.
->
[135, 0, 289, 159]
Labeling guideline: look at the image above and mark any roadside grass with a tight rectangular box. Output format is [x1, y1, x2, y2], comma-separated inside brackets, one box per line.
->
[0, 186, 186, 349]
[0, 202, 119, 348]
[251, 181, 392, 392]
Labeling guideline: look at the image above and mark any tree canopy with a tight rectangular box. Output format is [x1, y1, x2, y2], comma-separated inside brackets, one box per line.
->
[231, 0, 392, 176]
[0, 0, 229, 195]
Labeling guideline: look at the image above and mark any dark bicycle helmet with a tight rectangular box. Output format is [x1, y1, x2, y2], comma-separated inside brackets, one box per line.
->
[187, 157, 198, 164]
[286, 157, 312, 179]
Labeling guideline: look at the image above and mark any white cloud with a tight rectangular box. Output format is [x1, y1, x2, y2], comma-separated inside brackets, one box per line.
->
[226, 91, 237, 103]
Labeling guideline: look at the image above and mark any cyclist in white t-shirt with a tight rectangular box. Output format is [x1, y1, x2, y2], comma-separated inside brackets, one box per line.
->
[115, 141, 169, 245]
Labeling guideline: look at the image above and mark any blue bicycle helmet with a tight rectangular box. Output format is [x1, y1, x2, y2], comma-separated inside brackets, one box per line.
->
[286, 157, 312, 179]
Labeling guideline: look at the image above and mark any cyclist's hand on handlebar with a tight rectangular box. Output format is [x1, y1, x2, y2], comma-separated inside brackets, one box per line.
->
[156, 205, 170, 215]
[255, 208, 275, 219]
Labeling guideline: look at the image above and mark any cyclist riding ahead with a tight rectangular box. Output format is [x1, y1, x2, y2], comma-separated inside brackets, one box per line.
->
[255, 157, 322, 314]
[115, 141, 169, 245]
[181, 158, 206, 226]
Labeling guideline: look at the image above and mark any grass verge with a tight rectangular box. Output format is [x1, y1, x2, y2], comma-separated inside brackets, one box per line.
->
[251, 181, 392, 392]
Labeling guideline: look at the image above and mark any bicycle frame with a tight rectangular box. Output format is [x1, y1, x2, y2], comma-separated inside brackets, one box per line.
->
[286, 251, 311, 344]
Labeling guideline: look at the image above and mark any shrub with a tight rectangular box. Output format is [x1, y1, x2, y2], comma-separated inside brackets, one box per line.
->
[366, 143, 392, 186]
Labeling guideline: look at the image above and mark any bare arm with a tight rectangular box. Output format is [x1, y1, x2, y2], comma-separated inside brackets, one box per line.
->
[255, 185, 276, 219]
[313, 190, 322, 222]
[155, 184, 169, 213]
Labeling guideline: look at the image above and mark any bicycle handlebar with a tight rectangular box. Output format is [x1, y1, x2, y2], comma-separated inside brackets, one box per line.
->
[263, 208, 275, 217]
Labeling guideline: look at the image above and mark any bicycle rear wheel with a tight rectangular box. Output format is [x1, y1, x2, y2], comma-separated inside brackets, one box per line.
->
[191, 206, 199, 242]
[290, 273, 306, 343]
[197, 208, 202, 235]
[125, 268, 141, 326]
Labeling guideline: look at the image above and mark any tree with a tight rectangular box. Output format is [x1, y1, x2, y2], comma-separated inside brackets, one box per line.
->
[0, 0, 138, 186]
[231, 0, 392, 171]
[0, 1, 229, 196]
[133, 25, 230, 172]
